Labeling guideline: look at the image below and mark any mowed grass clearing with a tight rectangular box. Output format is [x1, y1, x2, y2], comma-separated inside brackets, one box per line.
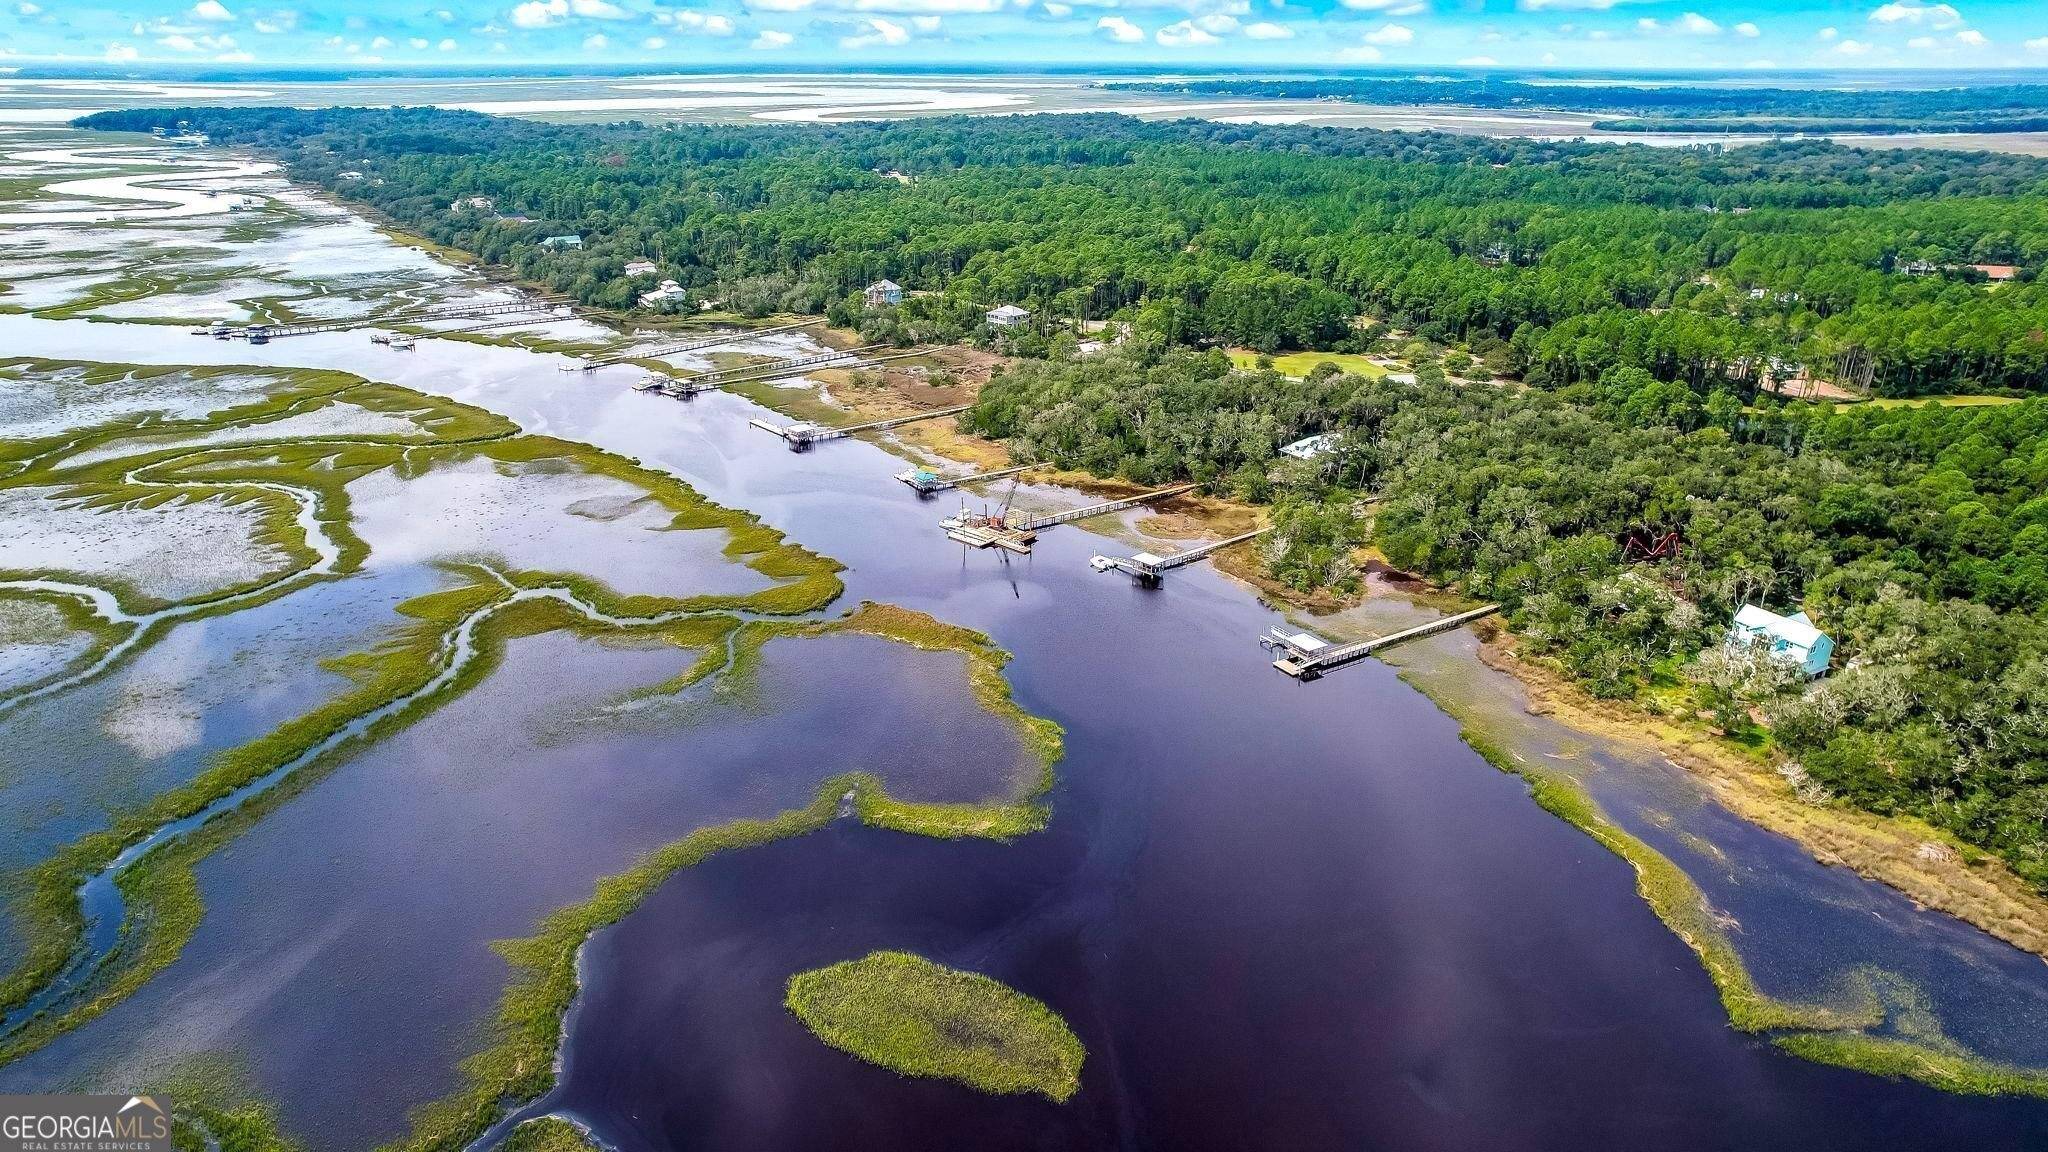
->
[785, 950, 1085, 1102]
[1226, 349, 1390, 379]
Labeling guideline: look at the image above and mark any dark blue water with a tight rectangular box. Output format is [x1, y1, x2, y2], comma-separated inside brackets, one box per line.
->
[9, 314, 2048, 1148]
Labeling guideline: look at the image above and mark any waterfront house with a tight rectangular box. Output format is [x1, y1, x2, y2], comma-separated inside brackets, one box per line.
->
[1727, 604, 1833, 678]
[638, 279, 688, 307]
[865, 279, 904, 307]
[540, 234, 583, 250]
[986, 303, 1030, 329]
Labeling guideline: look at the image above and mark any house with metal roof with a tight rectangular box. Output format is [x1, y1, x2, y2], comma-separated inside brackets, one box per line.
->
[865, 279, 903, 307]
[986, 304, 1030, 329]
[1727, 604, 1833, 679]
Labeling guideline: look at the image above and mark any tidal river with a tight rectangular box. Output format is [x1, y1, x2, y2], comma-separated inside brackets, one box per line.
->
[4, 128, 2048, 1151]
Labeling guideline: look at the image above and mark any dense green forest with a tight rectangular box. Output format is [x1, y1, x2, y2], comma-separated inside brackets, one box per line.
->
[968, 344, 2048, 891]
[74, 105, 2048, 884]
[81, 105, 2048, 396]
[1110, 77, 2048, 134]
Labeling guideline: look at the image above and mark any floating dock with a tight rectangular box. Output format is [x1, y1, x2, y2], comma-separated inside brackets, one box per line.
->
[1260, 604, 1502, 680]
[752, 403, 971, 452]
[1092, 526, 1271, 586]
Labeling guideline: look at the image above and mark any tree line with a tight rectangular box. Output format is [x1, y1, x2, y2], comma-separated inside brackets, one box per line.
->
[967, 342, 2048, 892]
[78, 105, 2048, 396]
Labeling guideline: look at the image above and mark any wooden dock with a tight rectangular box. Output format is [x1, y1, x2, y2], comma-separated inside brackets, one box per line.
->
[580, 317, 824, 370]
[895, 463, 1035, 496]
[753, 403, 971, 452]
[1261, 604, 1502, 680]
[197, 298, 561, 341]
[1093, 526, 1270, 585]
[943, 483, 1196, 554]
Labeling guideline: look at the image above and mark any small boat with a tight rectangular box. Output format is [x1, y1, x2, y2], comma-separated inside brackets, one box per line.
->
[633, 374, 668, 393]
[386, 336, 416, 350]
[370, 333, 392, 345]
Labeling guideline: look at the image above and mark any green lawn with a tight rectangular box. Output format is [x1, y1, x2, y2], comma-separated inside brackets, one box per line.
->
[1226, 349, 1390, 379]
[785, 950, 1085, 1101]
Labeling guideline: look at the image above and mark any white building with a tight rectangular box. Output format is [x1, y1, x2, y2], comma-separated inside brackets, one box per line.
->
[638, 279, 688, 307]
[986, 304, 1030, 329]
[1279, 432, 1343, 460]
[1727, 604, 1834, 679]
[540, 234, 583, 250]
[865, 279, 904, 307]
[338, 171, 365, 181]
[625, 260, 658, 277]
[453, 195, 495, 212]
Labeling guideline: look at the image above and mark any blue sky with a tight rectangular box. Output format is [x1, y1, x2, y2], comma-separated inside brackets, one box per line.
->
[5, 0, 2047, 70]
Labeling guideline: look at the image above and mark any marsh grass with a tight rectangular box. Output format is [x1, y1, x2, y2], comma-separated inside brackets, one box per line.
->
[785, 950, 1085, 1102]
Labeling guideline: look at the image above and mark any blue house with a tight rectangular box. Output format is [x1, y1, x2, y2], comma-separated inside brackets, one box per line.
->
[1727, 604, 1834, 678]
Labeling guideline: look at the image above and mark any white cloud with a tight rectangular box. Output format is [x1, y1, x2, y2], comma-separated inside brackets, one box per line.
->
[911, 13, 940, 30]
[1733, 21, 1758, 36]
[1816, 25, 1838, 39]
[408, 36, 429, 48]
[160, 33, 199, 49]
[215, 49, 254, 60]
[369, 34, 392, 48]
[1457, 54, 1497, 64]
[439, 37, 459, 48]
[642, 33, 666, 45]
[1155, 18, 1217, 44]
[1362, 21, 1412, 44]
[571, 0, 631, 16]
[841, 15, 909, 45]
[15, 2, 41, 14]
[1676, 11, 1718, 34]
[1337, 43, 1383, 60]
[105, 41, 140, 61]
[581, 31, 608, 47]
[1340, 0, 1425, 12]
[1242, 20, 1292, 38]
[1516, 0, 1648, 10]
[752, 0, 1000, 10]
[190, 0, 234, 21]
[1096, 13, 1142, 40]
[1834, 37, 1871, 53]
[1043, 1, 1070, 15]
[1869, 0, 1961, 28]
[510, 0, 568, 27]
[252, 16, 280, 29]
[1906, 34, 1935, 47]
[2028, 35, 2048, 52]
[660, 9, 738, 32]
[434, 8, 454, 20]
[751, 27, 793, 45]
[1953, 27, 1986, 45]
[1194, 12, 1236, 32]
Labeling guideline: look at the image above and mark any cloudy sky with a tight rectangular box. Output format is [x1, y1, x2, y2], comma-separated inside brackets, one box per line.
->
[5, 0, 2046, 70]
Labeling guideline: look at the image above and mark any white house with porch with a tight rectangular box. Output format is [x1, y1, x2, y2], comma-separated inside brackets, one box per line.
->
[1727, 604, 1834, 679]
[986, 304, 1030, 329]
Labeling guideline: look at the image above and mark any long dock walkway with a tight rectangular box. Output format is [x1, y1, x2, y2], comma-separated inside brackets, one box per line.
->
[1094, 526, 1270, 585]
[199, 298, 560, 341]
[895, 463, 1035, 495]
[751, 403, 971, 451]
[1261, 604, 1502, 680]
[580, 317, 824, 370]
[1011, 484, 1195, 531]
